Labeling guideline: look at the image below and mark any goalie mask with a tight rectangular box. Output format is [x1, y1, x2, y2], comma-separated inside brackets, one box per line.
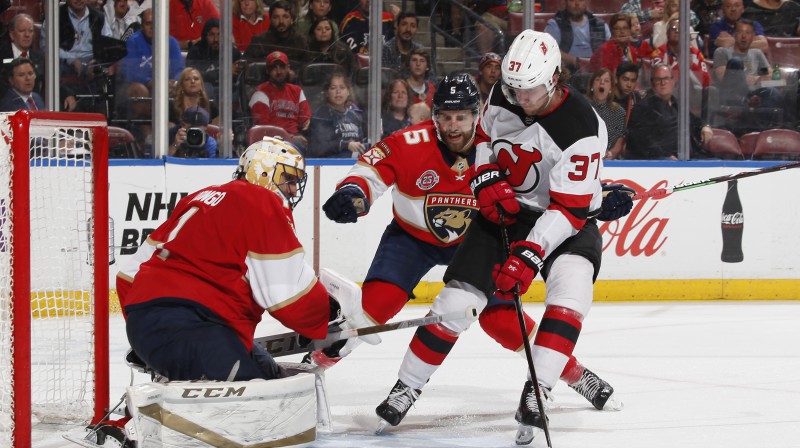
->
[501, 30, 561, 110]
[235, 137, 307, 209]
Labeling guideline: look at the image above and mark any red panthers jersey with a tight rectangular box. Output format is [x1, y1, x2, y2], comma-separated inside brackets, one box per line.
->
[116, 180, 329, 350]
[475, 87, 606, 257]
[337, 120, 478, 247]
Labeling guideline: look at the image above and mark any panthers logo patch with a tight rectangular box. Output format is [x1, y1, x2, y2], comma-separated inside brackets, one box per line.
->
[424, 194, 478, 244]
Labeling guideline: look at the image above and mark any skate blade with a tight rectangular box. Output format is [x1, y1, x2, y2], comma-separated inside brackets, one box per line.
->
[63, 433, 103, 448]
[515, 423, 543, 445]
[603, 392, 624, 411]
[375, 418, 392, 435]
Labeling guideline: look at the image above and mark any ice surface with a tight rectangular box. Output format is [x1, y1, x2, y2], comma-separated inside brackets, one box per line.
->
[39, 302, 800, 448]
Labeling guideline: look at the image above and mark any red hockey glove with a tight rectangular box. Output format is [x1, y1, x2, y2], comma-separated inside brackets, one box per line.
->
[469, 164, 520, 225]
[493, 241, 544, 300]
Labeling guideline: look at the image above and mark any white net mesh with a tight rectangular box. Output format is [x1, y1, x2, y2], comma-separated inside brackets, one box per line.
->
[0, 113, 101, 447]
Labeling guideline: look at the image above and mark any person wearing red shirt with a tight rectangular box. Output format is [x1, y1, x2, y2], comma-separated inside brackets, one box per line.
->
[169, 0, 219, 48]
[248, 51, 311, 150]
[652, 17, 711, 88]
[232, 0, 270, 53]
[590, 13, 639, 73]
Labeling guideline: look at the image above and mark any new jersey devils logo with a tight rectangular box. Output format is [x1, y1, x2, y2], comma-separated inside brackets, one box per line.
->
[493, 139, 543, 193]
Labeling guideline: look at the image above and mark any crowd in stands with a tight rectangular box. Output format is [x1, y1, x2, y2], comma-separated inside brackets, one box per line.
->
[0, 0, 798, 160]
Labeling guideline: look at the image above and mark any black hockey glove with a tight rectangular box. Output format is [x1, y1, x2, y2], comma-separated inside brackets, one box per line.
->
[322, 184, 369, 223]
[597, 184, 635, 222]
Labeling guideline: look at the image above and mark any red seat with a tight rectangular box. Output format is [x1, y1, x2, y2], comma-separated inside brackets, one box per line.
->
[1, 1, 44, 23]
[751, 129, 800, 160]
[510, 11, 523, 35]
[705, 128, 743, 159]
[766, 37, 800, 68]
[247, 125, 291, 145]
[107, 126, 144, 158]
[738, 132, 759, 159]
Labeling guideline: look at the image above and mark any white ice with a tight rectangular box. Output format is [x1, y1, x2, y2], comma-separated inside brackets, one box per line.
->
[37, 301, 800, 448]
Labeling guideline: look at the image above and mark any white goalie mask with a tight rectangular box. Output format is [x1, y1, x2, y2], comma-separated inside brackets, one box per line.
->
[235, 136, 307, 209]
[501, 30, 562, 107]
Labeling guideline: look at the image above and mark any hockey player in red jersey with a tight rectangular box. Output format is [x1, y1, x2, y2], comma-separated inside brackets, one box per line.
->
[374, 31, 626, 444]
[116, 137, 344, 382]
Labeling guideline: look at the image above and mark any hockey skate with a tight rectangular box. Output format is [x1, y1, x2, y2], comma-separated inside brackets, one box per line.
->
[64, 421, 134, 448]
[515, 380, 551, 445]
[568, 367, 624, 411]
[375, 379, 422, 434]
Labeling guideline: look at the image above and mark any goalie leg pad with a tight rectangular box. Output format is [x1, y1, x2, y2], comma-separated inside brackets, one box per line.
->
[319, 268, 381, 345]
[125, 374, 317, 448]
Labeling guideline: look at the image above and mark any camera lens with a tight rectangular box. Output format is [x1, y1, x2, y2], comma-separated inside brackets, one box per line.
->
[185, 128, 206, 147]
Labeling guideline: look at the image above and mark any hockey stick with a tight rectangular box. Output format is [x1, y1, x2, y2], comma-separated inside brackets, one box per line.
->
[256, 307, 478, 358]
[498, 209, 553, 448]
[633, 160, 800, 201]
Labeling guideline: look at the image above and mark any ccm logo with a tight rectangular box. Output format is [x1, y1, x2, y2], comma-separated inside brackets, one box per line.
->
[520, 250, 544, 269]
[181, 386, 246, 398]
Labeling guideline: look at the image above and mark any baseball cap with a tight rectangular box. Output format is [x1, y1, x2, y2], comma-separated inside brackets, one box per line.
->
[479, 52, 502, 70]
[266, 51, 289, 67]
[183, 107, 210, 126]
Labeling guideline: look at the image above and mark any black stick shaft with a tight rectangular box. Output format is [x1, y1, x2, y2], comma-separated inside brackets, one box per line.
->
[498, 210, 553, 448]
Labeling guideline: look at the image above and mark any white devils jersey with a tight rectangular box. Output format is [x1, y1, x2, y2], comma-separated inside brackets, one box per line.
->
[475, 86, 607, 257]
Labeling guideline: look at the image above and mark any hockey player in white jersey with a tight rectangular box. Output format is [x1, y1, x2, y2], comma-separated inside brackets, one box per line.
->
[375, 29, 621, 445]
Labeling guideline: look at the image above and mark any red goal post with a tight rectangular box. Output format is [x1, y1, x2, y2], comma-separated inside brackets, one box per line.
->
[0, 111, 109, 448]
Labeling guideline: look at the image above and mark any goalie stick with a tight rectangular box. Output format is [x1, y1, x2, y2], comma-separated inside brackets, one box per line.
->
[632, 161, 800, 200]
[257, 307, 478, 358]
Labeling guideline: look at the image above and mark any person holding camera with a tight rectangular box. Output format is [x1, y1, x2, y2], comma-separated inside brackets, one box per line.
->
[168, 106, 218, 158]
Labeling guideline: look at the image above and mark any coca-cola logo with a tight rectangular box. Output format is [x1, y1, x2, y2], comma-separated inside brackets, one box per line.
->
[721, 212, 743, 225]
[598, 179, 669, 257]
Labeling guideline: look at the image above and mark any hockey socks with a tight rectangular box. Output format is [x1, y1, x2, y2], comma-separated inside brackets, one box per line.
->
[531, 305, 583, 387]
[398, 320, 459, 390]
[479, 303, 536, 352]
[362, 280, 410, 325]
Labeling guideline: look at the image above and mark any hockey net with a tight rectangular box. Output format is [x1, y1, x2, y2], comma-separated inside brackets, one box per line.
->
[0, 111, 109, 448]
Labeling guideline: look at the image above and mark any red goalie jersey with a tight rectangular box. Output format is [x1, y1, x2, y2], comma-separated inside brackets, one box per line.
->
[337, 120, 478, 247]
[116, 180, 330, 350]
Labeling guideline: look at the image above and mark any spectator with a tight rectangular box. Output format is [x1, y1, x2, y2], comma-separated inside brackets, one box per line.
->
[307, 17, 356, 76]
[383, 11, 422, 71]
[248, 51, 311, 150]
[586, 68, 626, 159]
[104, 0, 139, 40]
[653, 17, 711, 88]
[244, 0, 309, 72]
[473, 1, 510, 54]
[403, 48, 435, 109]
[0, 58, 44, 112]
[613, 61, 644, 126]
[306, 71, 366, 158]
[168, 106, 218, 158]
[340, 0, 395, 55]
[381, 78, 412, 138]
[652, 0, 699, 49]
[712, 19, 779, 109]
[621, 0, 665, 26]
[168, 0, 219, 48]
[629, 14, 655, 57]
[117, 8, 185, 119]
[544, 0, 611, 72]
[590, 13, 638, 73]
[171, 67, 214, 126]
[232, 0, 270, 53]
[186, 18, 244, 102]
[407, 101, 431, 124]
[2, 14, 79, 111]
[743, 0, 800, 37]
[691, 0, 723, 35]
[710, 0, 768, 55]
[626, 63, 713, 159]
[330, 0, 359, 25]
[475, 52, 501, 104]
[296, 0, 338, 38]
[41, 0, 113, 87]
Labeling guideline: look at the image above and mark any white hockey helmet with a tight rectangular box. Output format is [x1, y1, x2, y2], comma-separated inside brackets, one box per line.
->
[235, 136, 307, 209]
[501, 29, 562, 105]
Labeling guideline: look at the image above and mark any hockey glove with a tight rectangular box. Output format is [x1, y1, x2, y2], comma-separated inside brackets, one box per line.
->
[493, 241, 544, 301]
[322, 184, 369, 223]
[597, 184, 635, 222]
[470, 164, 520, 225]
